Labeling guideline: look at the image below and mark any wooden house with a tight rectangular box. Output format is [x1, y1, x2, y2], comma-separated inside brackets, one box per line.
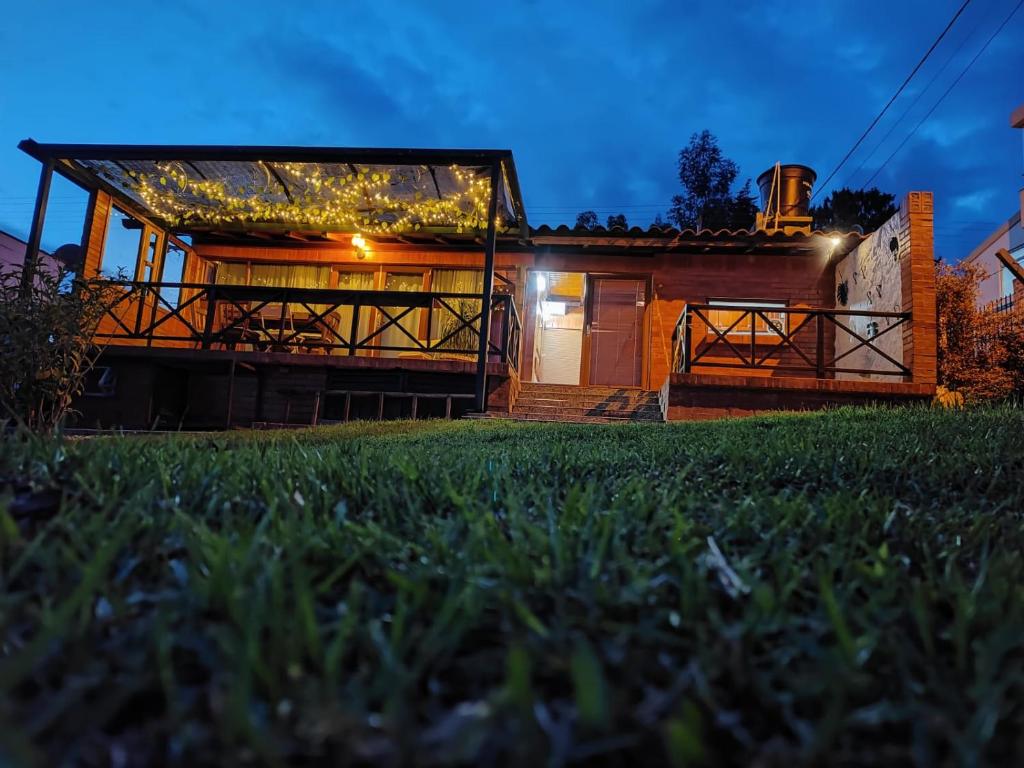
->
[16, 141, 936, 427]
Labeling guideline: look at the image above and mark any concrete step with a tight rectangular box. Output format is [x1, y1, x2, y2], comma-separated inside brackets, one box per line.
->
[470, 412, 663, 424]
[513, 404, 663, 419]
[517, 394, 659, 407]
[518, 383, 651, 397]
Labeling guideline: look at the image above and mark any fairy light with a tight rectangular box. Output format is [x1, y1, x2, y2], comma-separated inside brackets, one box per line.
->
[119, 161, 499, 235]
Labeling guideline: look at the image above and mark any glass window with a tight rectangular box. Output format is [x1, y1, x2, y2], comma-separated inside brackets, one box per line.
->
[101, 208, 142, 279]
[707, 300, 787, 337]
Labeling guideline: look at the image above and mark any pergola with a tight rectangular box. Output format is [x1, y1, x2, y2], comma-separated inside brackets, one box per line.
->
[18, 139, 529, 410]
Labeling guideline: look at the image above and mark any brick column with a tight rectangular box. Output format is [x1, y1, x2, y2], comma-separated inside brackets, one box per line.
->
[900, 191, 936, 386]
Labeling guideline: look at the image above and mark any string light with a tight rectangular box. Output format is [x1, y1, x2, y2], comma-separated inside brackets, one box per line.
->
[116, 162, 497, 235]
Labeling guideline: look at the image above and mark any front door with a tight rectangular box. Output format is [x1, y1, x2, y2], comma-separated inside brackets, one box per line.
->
[584, 277, 646, 387]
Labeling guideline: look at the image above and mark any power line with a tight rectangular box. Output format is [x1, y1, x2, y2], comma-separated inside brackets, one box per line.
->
[811, 0, 972, 202]
[860, 0, 1024, 190]
[841, 4, 990, 189]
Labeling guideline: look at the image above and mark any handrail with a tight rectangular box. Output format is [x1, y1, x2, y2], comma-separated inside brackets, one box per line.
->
[84, 279, 521, 366]
[671, 302, 912, 379]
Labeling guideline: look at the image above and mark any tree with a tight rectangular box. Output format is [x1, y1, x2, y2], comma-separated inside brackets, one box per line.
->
[936, 262, 1024, 402]
[810, 187, 897, 233]
[729, 179, 759, 231]
[668, 130, 755, 231]
[575, 211, 599, 230]
[1, 264, 120, 431]
[606, 213, 628, 230]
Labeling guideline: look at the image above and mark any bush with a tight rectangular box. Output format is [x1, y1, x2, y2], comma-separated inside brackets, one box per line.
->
[936, 262, 1024, 402]
[0, 265, 119, 431]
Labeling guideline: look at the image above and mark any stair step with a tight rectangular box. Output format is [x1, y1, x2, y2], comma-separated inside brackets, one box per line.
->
[517, 395, 658, 406]
[514, 404, 662, 418]
[519, 384, 650, 396]
[475, 413, 663, 424]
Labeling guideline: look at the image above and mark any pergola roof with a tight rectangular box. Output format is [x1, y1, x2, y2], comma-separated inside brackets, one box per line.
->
[18, 140, 528, 237]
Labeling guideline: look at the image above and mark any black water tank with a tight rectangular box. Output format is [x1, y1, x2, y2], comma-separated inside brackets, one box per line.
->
[756, 164, 817, 218]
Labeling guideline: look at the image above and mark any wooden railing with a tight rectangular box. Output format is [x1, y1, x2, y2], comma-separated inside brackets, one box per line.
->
[85, 280, 523, 371]
[671, 302, 912, 378]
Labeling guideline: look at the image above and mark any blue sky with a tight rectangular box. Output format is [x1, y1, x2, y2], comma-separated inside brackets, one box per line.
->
[0, 0, 1021, 260]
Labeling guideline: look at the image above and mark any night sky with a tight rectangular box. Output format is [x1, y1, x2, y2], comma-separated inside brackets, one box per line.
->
[1, 0, 1021, 260]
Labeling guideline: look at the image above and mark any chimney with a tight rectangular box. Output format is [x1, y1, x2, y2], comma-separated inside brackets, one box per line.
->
[755, 163, 817, 234]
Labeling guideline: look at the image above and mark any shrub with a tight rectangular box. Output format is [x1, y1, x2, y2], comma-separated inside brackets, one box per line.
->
[936, 262, 1024, 402]
[0, 265, 119, 431]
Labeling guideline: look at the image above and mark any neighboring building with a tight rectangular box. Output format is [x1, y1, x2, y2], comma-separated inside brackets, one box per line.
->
[14, 141, 937, 427]
[964, 103, 1024, 311]
[963, 210, 1024, 309]
[0, 228, 51, 273]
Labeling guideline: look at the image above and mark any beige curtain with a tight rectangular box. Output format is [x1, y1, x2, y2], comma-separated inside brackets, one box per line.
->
[378, 273, 423, 357]
[214, 262, 248, 285]
[334, 271, 375, 354]
[431, 270, 482, 351]
[250, 264, 330, 288]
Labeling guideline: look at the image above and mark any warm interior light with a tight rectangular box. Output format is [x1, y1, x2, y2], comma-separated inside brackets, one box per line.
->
[829, 235, 842, 247]
[351, 233, 367, 250]
[535, 273, 547, 292]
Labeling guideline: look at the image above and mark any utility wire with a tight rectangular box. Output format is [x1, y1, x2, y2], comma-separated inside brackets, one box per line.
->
[842, 4, 989, 189]
[810, 0, 972, 202]
[860, 0, 1023, 190]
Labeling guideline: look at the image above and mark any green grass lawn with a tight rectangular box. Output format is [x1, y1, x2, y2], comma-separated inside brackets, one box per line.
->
[1, 407, 1023, 766]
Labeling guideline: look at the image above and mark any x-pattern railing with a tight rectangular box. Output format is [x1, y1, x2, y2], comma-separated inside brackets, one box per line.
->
[672, 302, 911, 378]
[85, 280, 522, 371]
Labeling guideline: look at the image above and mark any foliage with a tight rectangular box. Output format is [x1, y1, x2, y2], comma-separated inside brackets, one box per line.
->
[605, 213, 628, 230]
[0, 265, 120, 431]
[2, 409, 1024, 765]
[810, 187, 897, 233]
[575, 210, 599, 230]
[668, 130, 757, 231]
[936, 261, 1024, 402]
[437, 297, 481, 353]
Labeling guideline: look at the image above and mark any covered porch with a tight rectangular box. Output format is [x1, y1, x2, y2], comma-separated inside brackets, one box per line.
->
[17, 141, 529, 426]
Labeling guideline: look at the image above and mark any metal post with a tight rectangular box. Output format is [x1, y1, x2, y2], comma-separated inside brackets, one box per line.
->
[201, 285, 218, 349]
[19, 159, 55, 302]
[474, 162, 501, 412]
[348, 302, 360, 355]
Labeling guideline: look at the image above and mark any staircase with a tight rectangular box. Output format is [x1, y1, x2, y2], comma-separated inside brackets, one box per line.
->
[470, 383, 664, 423]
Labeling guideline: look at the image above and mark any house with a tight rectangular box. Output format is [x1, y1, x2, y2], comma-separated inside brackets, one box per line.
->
[1, 228, 52, 273]
[963, 210, 1024, 312]
[15, 140, 937, 428]
[962, 104, 1024, 313]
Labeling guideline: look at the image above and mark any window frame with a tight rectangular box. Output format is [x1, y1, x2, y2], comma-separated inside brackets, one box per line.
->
[705, 298, 789, 339]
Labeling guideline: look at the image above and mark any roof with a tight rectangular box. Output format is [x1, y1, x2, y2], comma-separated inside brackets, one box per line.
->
[529, 223, 866, 256]
[18, 140, 528, 237]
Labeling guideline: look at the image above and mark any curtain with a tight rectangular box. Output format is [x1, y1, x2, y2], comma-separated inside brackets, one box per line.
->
[249, 264, 330, 288]
[334, 271, 375, 354]
[214, 262, 248, 285]
[379, 273, 423, 357]
[430, 270, 482, 351]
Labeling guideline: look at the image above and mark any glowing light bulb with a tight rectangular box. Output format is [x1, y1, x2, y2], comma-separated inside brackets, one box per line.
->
[351, 234, 366, 250]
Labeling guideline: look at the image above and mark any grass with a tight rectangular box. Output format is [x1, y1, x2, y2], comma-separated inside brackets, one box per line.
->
[1, 406, 1023, 765]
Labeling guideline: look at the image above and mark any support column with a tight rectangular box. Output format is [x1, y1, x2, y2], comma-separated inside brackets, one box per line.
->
[80, 190, 112, 278]
[899, 191, 937, 385]
[19, 159, 55, 300]
[474, 162, 501, 412]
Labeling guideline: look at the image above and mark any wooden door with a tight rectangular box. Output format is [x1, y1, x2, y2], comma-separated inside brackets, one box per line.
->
[584, 277, 645, 387]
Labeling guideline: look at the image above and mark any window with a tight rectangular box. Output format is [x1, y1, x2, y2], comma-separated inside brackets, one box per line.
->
[706, 300, 787, 337]
[101, 207, 143, 279]
[82, 366, 117, 397]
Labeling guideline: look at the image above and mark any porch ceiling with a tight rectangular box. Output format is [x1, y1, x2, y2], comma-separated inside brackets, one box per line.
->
[18, 140, 528, 237]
